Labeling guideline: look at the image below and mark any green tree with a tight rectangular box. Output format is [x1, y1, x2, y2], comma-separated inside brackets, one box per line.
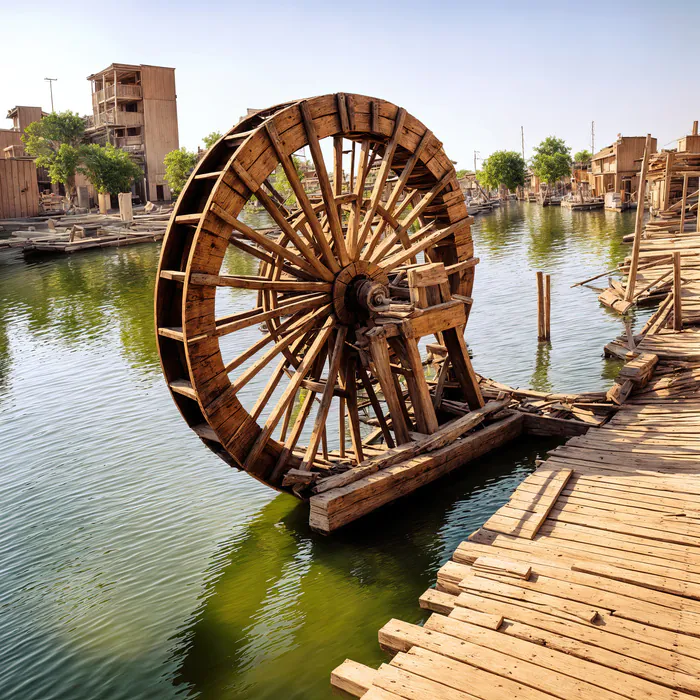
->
[530, 136, 572, 185]
[80, 143, 143, 194]
[573, 149, 592, 164]
[269, 155, 304, 207]
[477, 151, 526, 192]
[22, 111, 85, 200]
[455, 169, 472, 179]
[203, 131, 222, 150]
[164, 148, 198, 196]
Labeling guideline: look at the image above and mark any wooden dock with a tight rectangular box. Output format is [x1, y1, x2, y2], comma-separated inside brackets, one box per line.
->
[332, 258, 700, 698]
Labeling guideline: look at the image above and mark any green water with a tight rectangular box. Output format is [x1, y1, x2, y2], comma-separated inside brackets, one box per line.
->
[0, 204, 641, 699]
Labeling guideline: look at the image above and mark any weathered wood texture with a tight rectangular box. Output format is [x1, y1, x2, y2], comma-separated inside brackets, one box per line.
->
[332, 249, 700, 698]
[0, 158, 40, 218]
[155, 93, 488, 507]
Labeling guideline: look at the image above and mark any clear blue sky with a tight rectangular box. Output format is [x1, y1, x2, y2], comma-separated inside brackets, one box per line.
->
[2, 0, 699, 169]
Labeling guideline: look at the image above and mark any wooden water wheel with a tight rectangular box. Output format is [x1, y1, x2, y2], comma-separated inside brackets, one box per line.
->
[155, 93, 483, 496]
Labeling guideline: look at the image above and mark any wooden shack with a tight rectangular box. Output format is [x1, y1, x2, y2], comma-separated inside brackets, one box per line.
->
[590, 135, 657, 198]
[678, 121, 700, 153]
[1, 106, 46, 157]
[0, 157, 40, 218]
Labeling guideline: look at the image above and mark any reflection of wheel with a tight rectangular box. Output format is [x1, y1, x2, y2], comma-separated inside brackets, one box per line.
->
[155, 93, 478, 492]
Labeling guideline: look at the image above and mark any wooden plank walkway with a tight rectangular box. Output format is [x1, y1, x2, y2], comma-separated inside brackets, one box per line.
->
[332, 267, 700, 699]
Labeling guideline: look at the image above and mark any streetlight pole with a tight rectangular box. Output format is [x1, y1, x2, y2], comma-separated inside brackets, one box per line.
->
[44, 78, 57, 112]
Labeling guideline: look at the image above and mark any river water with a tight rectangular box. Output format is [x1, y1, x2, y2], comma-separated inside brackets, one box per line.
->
[0, 204, 642, 699]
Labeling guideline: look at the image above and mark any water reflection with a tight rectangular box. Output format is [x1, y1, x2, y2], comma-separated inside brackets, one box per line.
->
[530, 341, 552, 393]
[170, 437, 557, 700]
[0, 245, 162, 388]
[0, 202, 645, 700]
[467, 202, 645, 394]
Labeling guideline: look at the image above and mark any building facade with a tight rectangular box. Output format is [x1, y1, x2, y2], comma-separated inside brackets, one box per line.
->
[85, 63, 179, 202]
[590, 135, 657, 198]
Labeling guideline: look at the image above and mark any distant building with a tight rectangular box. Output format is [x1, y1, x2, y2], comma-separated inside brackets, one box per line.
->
[1, 106, 46, 157]
[1, 105, 52, 199]
[589, 135, 657, 198]
[85, 63, 179, 202]
[678, 120, 700, 153]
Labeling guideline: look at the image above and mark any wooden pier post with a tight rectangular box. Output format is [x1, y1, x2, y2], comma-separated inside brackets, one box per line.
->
[673, 251, 683, 330]
[118, 192, 133, 222]
[537, 272, 551, 341]
[544, 274, 551, 340]
[98, 192, 110, 215]
[679, 174, 688, 234]
[625, 134, 652, 302]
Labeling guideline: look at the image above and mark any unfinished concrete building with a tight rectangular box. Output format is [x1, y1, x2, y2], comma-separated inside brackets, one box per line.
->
[85, 63, 179, 202]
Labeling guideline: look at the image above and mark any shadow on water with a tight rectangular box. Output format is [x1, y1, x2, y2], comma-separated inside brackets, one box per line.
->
[170, 435, 561, 700]
[0, 203, 642, 699]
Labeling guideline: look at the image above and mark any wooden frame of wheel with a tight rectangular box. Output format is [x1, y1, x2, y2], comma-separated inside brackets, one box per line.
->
[155, 93, 478, 494]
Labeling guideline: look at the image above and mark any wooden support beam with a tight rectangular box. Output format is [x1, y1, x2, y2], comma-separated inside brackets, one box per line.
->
[680, 173, 689, 234]
[442, 327, 485, 409]
[625, 134, 652, 302]
[673, 251, 683, 331]
[367, 330, 411, 445]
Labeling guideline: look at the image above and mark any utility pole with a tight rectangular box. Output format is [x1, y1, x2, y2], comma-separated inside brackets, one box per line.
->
[591, 120, 595, 155]
[473, 150, 480, 173]
[45, 78, 57, 112]
[521, 126, 525, 161]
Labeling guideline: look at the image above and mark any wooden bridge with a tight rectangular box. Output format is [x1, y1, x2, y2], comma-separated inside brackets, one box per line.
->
[332, 240, 700, 697]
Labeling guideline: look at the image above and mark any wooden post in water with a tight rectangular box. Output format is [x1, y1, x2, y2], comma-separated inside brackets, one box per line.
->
[625, 134, 652, 302]
[544, 274, 551, 340]
[118, 192, 133, 222]
[537, 272, 550, 341]
[673, 252, 683, 331]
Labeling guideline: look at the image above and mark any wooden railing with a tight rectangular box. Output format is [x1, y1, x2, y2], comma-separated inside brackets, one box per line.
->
[93, 84, 142, 104]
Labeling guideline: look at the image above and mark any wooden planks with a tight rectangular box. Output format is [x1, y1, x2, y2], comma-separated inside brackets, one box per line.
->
[332, 277, 700, 699]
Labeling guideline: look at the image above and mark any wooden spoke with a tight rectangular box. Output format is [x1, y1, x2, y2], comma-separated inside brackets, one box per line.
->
[349, 142, 356, 192]
[355, 109, 407, 256]
[265, 119, 341, 273]
[333, 137, 344, 197]
[225, 308, 307, 376]
[299, 326, 348, 471]
[380, 218, 470, 273]
[244, 318, 334, 470]
[299, 101, 350, 266]
[364, 129, 433, 256]
[372, 220, 435, 265]
[211, 202, 322, 280]
[228, 305, 331, 390]
[347, 139, 371, 256]
[210, 293, 328, 340]
[156, 93, 476, 500]
[342, 351, 364, 463]
[369, 172, 455, 262]
[229, 162, 335, 282]
[191, 273, 332, 292]
[250, 332, 310, 421]
[261, 177, 289, 210]
[270, 345, 329, 482]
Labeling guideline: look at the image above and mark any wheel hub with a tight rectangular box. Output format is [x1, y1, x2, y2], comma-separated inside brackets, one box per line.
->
[332, 261, 390, 324]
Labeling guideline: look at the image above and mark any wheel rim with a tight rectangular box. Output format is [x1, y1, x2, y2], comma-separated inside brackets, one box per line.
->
[155, 93, 476, 491]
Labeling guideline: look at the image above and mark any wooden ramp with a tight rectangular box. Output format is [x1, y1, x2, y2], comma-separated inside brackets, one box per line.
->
[332, 326, 700, 696]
